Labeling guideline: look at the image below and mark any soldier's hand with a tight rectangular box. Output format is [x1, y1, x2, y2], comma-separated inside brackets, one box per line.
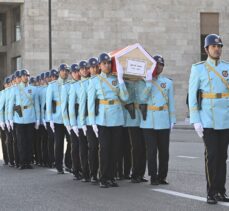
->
[35, 120, 40, 130]
[145, 69, 153, 81]
[50, 121, 55, 133]
[116, 60, 124, 84]
[194, 122, 204, 138]
[9, 120, 14, 130]
[0, 122, 5, 130]
[42, 119, 47, 129]
[72, 126, 79, 137]
[170, 123, 175, 132]
[82, 125, 87, 136]
[6, 121, 10, 131]
[66, 125, 71, 135]
[92, 124, 99, 138]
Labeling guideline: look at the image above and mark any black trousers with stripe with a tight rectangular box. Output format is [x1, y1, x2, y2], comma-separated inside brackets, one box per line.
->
[203, 128, 229, 196]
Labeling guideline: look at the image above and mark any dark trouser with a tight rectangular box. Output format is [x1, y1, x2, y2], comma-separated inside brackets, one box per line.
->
[129, 127, 146, 179]
[143, 128, 170, 180]
[78, 129, 89, 178]
[15, 123, 34, 166]
[46, 122, 55, 167]
[34, 127, 42, 165]
[54, 123, 66, 171]
[12, 125, 20, 166]
[40, 125, 48, 166]
[116, 127, 131, 178]
[0, 128, 8, 164]
[64, 132, 72, 170]
[98, 125, 122, 182]
[5, 128, 15, 165]
[86, 126, 99, 178]
[203, 128, 229, 196]
[70, 130, 81, 175]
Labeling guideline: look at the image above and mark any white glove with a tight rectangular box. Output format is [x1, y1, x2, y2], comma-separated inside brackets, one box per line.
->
[92, 124, 99, 138]
[50, 121, 55, 133]
[35, 120, 40, 130]
[145, 68, 153, 81]
[170, 123, 174, 131]
[72, 126, 79, 137]
[82, 125, 87, 136]
[9, 120, 14, 130]
[194, 123, 204, 138]
[6, 121, 10, 131]
[0, 122, 5, 130]
[116, 60, 124, 84]
[42, 119, 47, 129]
[66, 125, 71, 135]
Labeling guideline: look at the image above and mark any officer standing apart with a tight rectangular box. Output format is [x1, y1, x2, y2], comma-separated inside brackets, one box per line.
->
[8, 69, 40, 169]
[88, 53, 129, 188]
[140, 55, 176, 185]
[189, 34, 229, 204]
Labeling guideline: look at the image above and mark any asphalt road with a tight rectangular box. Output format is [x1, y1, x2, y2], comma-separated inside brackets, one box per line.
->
[0, 129, 229, 211]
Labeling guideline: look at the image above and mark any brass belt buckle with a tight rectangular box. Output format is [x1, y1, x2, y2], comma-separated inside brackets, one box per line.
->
[108, 100, 114, 105]
[158, 106, 163, 111]
[24, 106, 28, 109]
[215, 93, 222, 98]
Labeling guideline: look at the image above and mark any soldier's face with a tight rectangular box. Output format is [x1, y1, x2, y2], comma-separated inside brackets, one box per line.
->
[100, 61, 111, 73]
[15, 77, 21, 84]
[59, 69, 69, 79]
[206, 45, 222, 60]
[80, 67, 89, 77]
[21, 75, 29, 83]
[71, 71, 81, 80]
[156, 63, 164, 75]
[89, 66, 99, 75]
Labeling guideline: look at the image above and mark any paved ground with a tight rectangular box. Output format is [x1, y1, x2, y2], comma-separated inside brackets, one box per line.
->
[0, 129, 229, 211]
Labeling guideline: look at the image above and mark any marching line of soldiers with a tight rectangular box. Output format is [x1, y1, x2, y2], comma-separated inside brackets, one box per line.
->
[0, 52, 175, 189]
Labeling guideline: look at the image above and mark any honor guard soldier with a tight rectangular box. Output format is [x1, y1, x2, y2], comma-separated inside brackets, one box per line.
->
[75, 60, 90, 182]
[123, 79, 147, 183]
[0, 77, 11, 166]
[79, 57, 100, 183]
[46, 69, 58, 168]
[8, 69, 40, 169]
[68, 63, 82, 180]
[46, 64, 71, 174]
[189, 34, 229, 204]
[88, 53, 129, 188]
[139, 55, 176, 186]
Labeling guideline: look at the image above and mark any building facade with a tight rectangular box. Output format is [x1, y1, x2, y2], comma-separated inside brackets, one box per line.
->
[0, 0, 229, 120]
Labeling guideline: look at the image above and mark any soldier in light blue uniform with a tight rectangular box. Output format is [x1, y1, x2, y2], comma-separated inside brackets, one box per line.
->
[123, 80, 147, 183]
[80, 57, 100, 183]
[67, 63, 82, 180]
[0, 77, 11, 166]
[46, 64, 71, 174]
[139, 55, 176, 186]
[8, 69, 40, 169]
[88, 53, 129, 188]
[189, 34, 229, 204]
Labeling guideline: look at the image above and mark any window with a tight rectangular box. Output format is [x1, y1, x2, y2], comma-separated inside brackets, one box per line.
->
[12, 6, 21, 42]
[12, 56, 22, 71]
[200, 13, 219, 61]
[0, 13, 6, 46]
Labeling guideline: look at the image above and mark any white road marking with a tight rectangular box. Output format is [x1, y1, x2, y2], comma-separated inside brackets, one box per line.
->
[177, 155, 199, 159]
[152, 189, 229, 207]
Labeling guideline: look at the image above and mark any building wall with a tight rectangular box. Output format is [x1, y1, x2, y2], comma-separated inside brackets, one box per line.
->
[2, 0, 229, 120]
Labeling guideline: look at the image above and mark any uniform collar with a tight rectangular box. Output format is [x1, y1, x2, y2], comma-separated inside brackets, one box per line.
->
[206, 57, 221, 67]
[100, 71, 110, 78]
[19, 82, 28, 88]
[81, 76, 88, 81]
[57, 77, 66, 85]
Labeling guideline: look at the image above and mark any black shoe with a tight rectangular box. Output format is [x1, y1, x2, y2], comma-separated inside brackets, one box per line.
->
[57, 170, 64, 174]
[109, 180, 119, 187]
[65, 167, 72, 173]
[26, 164, 33, 169]
[150, 179, 159, 185]
[215, 193, 229, 202]
[140, 177, 148, 182]
[81, 177, 90, 182]
[91, 176, 98, 184]
[159, 179, 169, 185]
[207, 195, 217, 204]
[124, 175, 131, 180]
[99, 181, 109, 188]
[19, 165, 27, 170]
[9, 163, 15, 167]
[131, 177, 141, 183]
[73, 173, 82, 180]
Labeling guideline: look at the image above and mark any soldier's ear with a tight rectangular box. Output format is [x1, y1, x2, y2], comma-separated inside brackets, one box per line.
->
[204, 47, 209, 55]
